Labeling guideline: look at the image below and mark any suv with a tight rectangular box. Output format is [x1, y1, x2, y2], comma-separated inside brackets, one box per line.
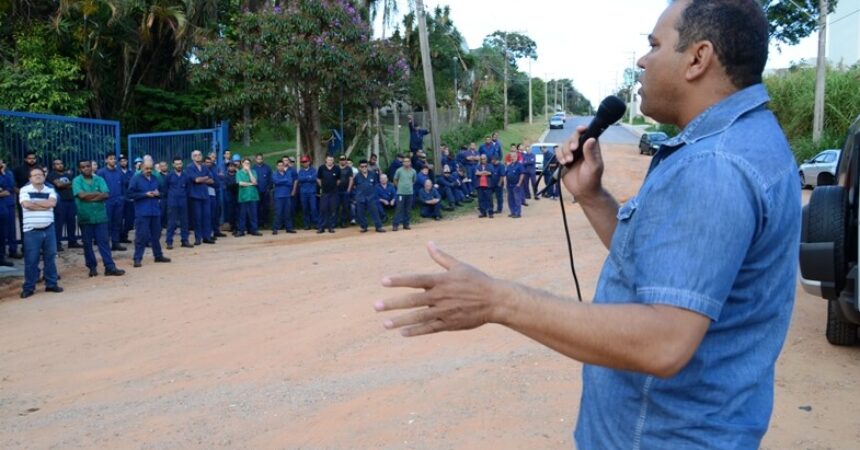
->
[639, 132, 668, 156]
[799, 114, 860, 345]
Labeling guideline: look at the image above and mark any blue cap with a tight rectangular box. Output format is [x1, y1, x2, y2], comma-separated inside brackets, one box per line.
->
[134, 157, 143, 163]
[231, 154, 241, 162]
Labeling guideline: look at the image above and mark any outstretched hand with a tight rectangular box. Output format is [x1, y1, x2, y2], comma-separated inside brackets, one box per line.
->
[375, 242, 500, 337]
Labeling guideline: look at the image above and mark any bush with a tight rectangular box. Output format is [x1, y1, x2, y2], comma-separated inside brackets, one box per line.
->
[440, 119, 502, 150]
[765, 65, 860, 162]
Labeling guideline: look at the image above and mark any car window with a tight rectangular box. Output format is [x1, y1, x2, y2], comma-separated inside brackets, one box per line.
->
[824, 152, 837, 163]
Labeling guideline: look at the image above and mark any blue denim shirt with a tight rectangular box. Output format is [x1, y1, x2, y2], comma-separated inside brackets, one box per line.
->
[575, 84, 801, 449]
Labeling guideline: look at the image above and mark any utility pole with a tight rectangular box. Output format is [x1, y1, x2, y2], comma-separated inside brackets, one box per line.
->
[554, 79, 558, 111]
[544, 74, 548, 118]
[561, 84, 566, 113]
[528, 58, 533, 124]
[415, 0, 442, 172]
[813, 0, 828, 144]
[629, 52, 636, 124]
[503, 32, 509, 129]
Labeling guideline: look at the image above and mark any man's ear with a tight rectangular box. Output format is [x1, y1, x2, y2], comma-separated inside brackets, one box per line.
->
[685, 41, 716, 82]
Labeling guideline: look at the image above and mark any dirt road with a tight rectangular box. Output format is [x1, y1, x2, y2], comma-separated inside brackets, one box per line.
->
[1, 143, 858, 449]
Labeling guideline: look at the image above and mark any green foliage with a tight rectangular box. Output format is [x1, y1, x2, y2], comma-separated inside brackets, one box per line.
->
[0, 26, 89, 115]
[127, 85, 210, 132]
[441, 119, 501, 150]
[761, 0, 838, 46]
[483, 31, 538, 68]
[765, 65, 860, 161]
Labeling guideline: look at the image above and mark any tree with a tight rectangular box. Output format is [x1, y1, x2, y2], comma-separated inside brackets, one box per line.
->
[761, 0, 838, 46]
[482, 31, 537, 128]
[192, 1, 408, 163]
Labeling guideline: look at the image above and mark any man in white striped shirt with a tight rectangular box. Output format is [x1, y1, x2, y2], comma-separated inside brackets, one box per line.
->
[19, 167, 63, 298]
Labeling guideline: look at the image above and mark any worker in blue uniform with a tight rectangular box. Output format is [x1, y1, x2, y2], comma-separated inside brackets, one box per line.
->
[336, 155, 353, 228]
[474, 154, 494, 218]
[253, 154, 273, 228]
[521, 146, 538, 200]
[272, 159, 297, 234]
[353, 159, 385, 233]
[186, 150, 215, 245]
[505, 150, 526, 218]
[417, 179, 443, 220]
[127, 161, 171, 267]
[436, 166, 461, 209]
[96, 153, 127, 251]
[119, 155, 135, 244]
[297, 156, 318, 230]
[165, 156, 192, 249]
[316, 155, 341, 234]
[491, 155, 506, 215]
[408, 115, 430, 154]
[376, 173, 397, 222]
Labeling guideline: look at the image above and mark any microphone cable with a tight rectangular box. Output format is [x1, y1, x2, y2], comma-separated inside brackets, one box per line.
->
[539, 159, 583, 302]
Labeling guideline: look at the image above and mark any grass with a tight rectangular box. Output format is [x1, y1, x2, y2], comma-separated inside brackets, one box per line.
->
[497, 117, 551, 146]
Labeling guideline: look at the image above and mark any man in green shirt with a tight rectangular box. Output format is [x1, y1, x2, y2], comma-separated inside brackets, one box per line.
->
[72, 161, 125, 277]
[392, 157, 416, 231]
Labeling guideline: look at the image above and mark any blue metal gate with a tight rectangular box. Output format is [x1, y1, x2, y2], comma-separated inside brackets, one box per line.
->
[127, 122, 229, 167]
[0, 110, 121, 169]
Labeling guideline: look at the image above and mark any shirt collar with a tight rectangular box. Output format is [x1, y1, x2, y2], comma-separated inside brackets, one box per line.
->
[664, 83, 770, 148]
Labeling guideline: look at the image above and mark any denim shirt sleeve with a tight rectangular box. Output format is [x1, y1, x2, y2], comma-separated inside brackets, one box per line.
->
[629, 152, 759, 320]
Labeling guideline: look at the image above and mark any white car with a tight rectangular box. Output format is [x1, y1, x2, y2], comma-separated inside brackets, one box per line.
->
[799, 149, 841, 188]
[530, 142, 559, 174]
[549, 116, 564, 129]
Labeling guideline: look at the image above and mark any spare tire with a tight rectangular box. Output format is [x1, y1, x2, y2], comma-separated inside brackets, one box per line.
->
[806, 186, 847, 295]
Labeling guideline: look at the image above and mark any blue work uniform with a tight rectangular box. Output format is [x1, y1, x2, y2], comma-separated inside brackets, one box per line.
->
[336, 164, 353, 228]
[522, 151, 537, 199]
[376, 182, 397, 220]
[492, 161, 506, 214]
[272, 168, 297, 232]
[127, 173, 164, 262]
[418, 187, 442, 219]
[353, 171, 383, 231]
[436, 174, 461, 207]
[505, 161, 525, 217]
[96, 166, 125, 246]
[120, 168, 134, 241]
[186, 162, 213, 244]
[409, 122, 429, 152]
[0, 171, 15, 258]
[165, 170, 190, 246]
[474, 163, 495, 217]
[386, 159, 403, 182]
[254, 162, 273, 227]
[297, 166, 318, 229]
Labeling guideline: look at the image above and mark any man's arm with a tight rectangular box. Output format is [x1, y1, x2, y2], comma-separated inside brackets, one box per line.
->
[376, 243, 710, 378]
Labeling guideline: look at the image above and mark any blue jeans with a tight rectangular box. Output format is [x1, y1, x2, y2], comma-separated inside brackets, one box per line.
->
[54, 199, 78, 245]
[273, 196, 294, 231]
[81, 222, 116, 270]
[318, 193, 337, 231]
[300, 193, 318, 228]
[133, 215, 163, 262]
[393, 194, 413, 227]
[477, 187, 493, 216]
[238, 201, 258, 233]
[105, 197, 124, 245]
[356, 198, 383, 230]
[23, 224, 58, 292]
[190, 197, 211, 243]
[166, 201, 189, 245]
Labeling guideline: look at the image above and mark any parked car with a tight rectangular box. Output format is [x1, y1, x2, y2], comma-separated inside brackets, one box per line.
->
[530, 142, 559, 175]
[549, 115, 564, 129]
[552, 112, 566, 123]
[638, 131, 668, 155]
[799, 114, 860, 345]
[799, 149, 841, 189]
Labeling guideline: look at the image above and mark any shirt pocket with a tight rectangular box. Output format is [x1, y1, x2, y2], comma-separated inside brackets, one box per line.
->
[610, 196, 639, 265]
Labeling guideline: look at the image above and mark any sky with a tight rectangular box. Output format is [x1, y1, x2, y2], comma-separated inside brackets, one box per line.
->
[375, 0, 819, 107]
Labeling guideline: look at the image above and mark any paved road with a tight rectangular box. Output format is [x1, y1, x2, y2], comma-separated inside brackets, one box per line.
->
[543, 115, 640, 146]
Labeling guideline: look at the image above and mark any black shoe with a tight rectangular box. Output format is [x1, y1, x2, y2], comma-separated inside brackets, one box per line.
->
[478, 214, 487, 218]
[154, 256, 171, 263]
[434, 217, 441, 221]
[133, 261, 142, 268]
[328, 229, 335, 233]
[249, 232, 262, 236]
[235, 232, 246, 237]
[523, 202, 529, 207]
[403, 225, 411, 230]
[68, 242, 82, 248]
[375, 228, 386, 233]
[57, 245, 65, 252]
[272, 231, 278, 235]
[360, 228, 368, 233]
[511, 214, 521, 218]
[45, 286, 63, 293]
[534, 197, 540, 201]
[111, 244, 127, 251]
[20, 290, 34, 299]
[317, 229, 325, 234]
[443, 206, 455, 211]
[286, 230, 296, 234]
[304, 226, 311, 230]
[105, 268, 125, 276]
[194, 241, 201, 246]
[181, 242, 194, 248]
[214, 232, 227, 237]
[0, 260, 12, 267]
[8, 252, 23, 259]
[392, 225, 399, 232]
[489, 214, 494, 219]
[495, 210, 503, 214]
[166, 244, 173, 250]
[120, 239, 132, 244]
[88, 268, 98, 277]
[203, 238, 216, 244]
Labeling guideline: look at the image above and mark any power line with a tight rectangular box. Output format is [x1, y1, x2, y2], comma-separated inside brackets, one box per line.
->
[830, 8, 860, 26]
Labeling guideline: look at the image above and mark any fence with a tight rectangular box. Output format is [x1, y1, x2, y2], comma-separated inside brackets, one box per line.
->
[0, 110, 120, 169]
[127, 122, 229, 168]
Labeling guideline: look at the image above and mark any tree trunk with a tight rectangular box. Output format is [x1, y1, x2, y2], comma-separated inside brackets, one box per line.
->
[299, 93, 323, 164]
[372, 107, 381, 159]
[243, 104, 251, 147]
[468, 79, 483, 126]
[392, 102, 400, 152]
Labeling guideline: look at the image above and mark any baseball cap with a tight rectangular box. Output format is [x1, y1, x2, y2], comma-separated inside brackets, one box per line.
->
[338, 155, 347, 161]
[287, 156, 296, 163]
[300, 156, 310, 163]
[134, 157, 143, 163]
[231, 154, 241, 162]
[119, 154, 127, 160]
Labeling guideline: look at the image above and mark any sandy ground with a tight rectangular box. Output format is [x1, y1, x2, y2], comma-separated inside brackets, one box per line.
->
[1, 143, 859, 450]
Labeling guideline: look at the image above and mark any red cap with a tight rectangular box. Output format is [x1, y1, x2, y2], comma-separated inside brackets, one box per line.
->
[300, 156, 310, 163]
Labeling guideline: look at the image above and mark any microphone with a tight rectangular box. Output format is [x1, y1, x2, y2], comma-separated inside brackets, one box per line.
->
[537, 96, 626, 197]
